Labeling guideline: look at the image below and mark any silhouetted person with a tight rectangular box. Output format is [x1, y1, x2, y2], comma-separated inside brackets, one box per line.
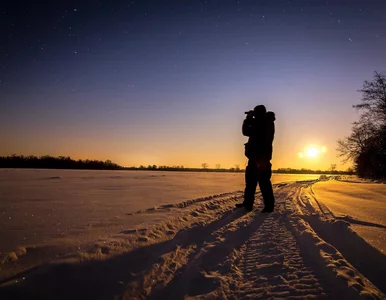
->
[236, 105, 275, 212]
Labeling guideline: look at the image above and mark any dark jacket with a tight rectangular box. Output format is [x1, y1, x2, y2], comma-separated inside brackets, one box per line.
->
[243, 111, 275, 160]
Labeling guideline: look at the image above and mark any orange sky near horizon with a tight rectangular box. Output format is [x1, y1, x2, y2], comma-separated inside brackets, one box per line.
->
[1, 94, 358, 171]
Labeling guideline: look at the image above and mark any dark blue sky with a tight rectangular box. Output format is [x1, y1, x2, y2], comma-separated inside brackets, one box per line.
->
[1, 0, 386, 169]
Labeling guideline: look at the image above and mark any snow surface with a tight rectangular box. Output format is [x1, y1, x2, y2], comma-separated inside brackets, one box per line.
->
[0, 169, 385, 299]
[0, 169, 319, 254]
[312, 180, 386, 254]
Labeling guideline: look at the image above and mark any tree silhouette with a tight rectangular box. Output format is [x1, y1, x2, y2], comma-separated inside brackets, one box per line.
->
[337, 71, 386, 178]
[0, 155, 123, 170]
[201, 162, 209, 169]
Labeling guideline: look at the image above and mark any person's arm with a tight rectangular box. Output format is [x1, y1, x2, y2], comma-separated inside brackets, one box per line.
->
[242, 115, 254, 136]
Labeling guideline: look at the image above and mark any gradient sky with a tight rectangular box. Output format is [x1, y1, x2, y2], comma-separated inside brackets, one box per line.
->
[1, 0, 386, 170]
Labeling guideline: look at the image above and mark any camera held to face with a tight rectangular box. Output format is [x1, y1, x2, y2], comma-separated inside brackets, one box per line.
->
[245, 110, 255, 118]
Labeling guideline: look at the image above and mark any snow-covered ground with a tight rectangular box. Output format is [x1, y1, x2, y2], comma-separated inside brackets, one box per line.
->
[0, 169, 385, 299]
[0, 169, 319, 254]
[312, 180, 386, 254]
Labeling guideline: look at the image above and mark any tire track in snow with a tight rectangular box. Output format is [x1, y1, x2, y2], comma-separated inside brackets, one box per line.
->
[238, 215, 328, 299]
[287, 182, 385, 299]
[236, 185, 333, 300]
[298, 184, 386, 296]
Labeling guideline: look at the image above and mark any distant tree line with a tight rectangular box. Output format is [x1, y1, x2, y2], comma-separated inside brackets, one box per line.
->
[0, 155, 123, 170]
[338, 72, 386, 179]
[1, 155, 353, 174]
[124, 165, 353, 174]
[274, 167, 354, 175]
[124, 164, 244, 173]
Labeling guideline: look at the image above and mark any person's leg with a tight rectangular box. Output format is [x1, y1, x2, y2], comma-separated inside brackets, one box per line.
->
[243, 160, 258, 210]
[258, 163, 275, 211]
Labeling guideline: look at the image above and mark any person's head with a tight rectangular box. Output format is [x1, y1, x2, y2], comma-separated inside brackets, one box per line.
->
[253, 105, 266, 117]
[266, 111, 276, 121]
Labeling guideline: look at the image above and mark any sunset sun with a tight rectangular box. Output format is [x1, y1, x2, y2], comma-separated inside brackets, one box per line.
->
[306, 147, 319, 158]
[298, 145, 327, 160]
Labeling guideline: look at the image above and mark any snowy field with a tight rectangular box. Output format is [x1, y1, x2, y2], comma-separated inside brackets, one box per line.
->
[312, 181, 386, 254]
[0, 169, 319, 254]
[0, 169, 385, 299]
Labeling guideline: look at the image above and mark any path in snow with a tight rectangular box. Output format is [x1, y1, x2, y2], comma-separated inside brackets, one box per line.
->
[238, 212, 329, 299]
[0, 180, 385, 300]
